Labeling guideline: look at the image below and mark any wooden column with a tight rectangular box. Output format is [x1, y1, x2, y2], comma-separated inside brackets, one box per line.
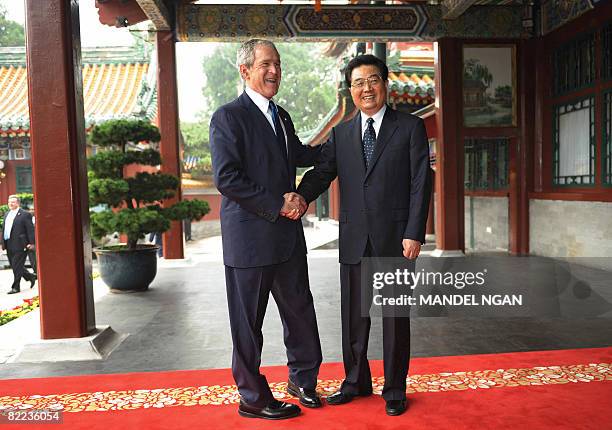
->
[328, 179, 340, 221]
[25, 0, 94, 338]
[433, 39, 464, 252]
[156, 31, 184, 259]
[426, 173, 435, 236]
[511, 39, 535, 255]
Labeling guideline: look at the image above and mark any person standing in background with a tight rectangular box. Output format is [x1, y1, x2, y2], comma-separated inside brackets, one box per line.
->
[1, 195, 37, 294]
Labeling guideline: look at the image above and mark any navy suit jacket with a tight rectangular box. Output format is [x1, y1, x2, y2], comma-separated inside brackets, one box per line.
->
[210, 92, 321, 268]
[297, 107, 432, 264]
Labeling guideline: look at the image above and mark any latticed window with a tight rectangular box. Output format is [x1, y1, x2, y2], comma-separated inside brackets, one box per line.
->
[553, 98, 595, 186]
[464, 138, 509, 192]
[552, 33, 595, 96]
[603, 23, 612, 81]
[15, 166, 32, 193]
[604, 91, 612, 185]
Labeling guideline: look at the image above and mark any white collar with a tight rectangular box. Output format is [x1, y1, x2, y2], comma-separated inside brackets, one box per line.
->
[9, 208, 19, 214]
[245, 86, 273, 116]
[360, 104, 387, 131]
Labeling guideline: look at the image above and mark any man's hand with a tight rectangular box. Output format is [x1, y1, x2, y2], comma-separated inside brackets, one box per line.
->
[280, 192, 307, 220]
[402, 239, 421, 260]
[26, 244, 34, 250]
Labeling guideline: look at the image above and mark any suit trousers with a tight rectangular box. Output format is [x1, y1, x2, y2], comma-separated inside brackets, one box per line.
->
[224, 246, 322, 407]
[339, 241, 411, 401]
[6, 241, 35, 290]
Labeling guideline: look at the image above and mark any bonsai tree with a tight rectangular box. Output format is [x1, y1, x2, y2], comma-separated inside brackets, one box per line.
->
[88, 119, 209, 250]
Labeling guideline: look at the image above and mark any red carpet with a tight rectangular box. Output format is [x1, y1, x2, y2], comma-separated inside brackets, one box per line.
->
[1, 347, 611, 429]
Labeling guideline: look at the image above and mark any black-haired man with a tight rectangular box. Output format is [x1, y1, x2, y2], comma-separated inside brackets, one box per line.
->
[297, 54, 432, 416]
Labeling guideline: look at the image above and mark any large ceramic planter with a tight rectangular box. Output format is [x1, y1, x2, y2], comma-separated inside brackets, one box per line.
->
[95, 245, 160, 292]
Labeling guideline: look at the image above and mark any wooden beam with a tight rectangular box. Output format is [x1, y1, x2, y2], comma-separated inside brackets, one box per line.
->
[135, 0, 171, 30]
[442, 0, 478, 20]
[95, 0, 148, 28]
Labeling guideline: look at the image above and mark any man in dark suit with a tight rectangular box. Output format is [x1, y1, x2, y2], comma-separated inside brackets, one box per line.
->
[210, 39, 323, 420]
[296, 54, 432, 416]
[2, 195, 37, 294]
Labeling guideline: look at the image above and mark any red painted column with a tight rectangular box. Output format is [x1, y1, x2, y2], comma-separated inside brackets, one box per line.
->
[426, 173, 435, 236]
[433, 39, 464, 252]
[511, 39, 535, 255]
[329, 179, 340, 221]
[156, 31, 184, 259]
[25, 0, 94, 338]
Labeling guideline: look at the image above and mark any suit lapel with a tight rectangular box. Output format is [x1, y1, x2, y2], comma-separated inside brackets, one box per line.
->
[365, 107, 398, 179]
[2, 213, 7, 238]
[241, 92, 286, 155]
[349, 113, 366, 174]
[240, 92, 292, 183]
[277, 109, 293, 166]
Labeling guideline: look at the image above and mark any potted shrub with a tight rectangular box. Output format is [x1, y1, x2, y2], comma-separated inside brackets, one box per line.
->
[88, 119, 209, 292]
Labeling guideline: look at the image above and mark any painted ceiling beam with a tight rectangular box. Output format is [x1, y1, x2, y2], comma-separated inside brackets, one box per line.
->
[95, 0, 148, 28]
[135, 0, 171, 30]
[442, 0, 478, 19]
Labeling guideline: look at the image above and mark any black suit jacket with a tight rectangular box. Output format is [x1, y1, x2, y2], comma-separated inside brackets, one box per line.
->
[298, 107, 432, 264]
[210, 92, 321, 268]
[1, 209, 35, 252]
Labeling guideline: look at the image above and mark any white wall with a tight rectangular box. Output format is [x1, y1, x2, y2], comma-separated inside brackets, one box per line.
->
[464, 196, 509, 251]
[530, 199, 612, 258]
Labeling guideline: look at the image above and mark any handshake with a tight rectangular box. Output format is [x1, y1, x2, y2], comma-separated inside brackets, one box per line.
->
[280, 192, 307, 220]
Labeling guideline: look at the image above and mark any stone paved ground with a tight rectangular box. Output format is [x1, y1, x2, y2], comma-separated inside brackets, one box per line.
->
[1, 219, 611, 380]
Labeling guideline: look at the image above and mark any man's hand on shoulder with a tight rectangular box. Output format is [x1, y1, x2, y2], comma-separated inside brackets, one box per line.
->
[280, 193, 307, 220]
[402, 239, 421, 260]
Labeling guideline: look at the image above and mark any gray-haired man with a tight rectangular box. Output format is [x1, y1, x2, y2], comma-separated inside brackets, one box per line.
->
[2, 195, 36, 294]
[210, 39, 323, 420]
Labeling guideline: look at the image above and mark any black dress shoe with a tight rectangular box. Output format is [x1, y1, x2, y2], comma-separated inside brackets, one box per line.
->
[287, 380, 322, 408]
[7, 288, 20, 295]
[385, 399, 408, 416]
[30, 274, 37, 289]
[327, 388, 372, 405]
[238, 399, 300, 420]
[326, 391, 353, 405]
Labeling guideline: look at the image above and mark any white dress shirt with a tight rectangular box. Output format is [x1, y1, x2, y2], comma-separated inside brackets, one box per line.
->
[3, 209, 18, 240]
[245, 86, 277, 134]
[244, 86, 288, 153]
[360, 104, 387, 139]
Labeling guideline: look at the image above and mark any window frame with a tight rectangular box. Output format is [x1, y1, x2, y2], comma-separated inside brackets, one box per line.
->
[552, 96, 596, 187]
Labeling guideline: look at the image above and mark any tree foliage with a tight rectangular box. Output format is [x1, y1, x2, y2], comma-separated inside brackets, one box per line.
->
[181, 121, 210, 159]
[0, 2, 25, 47]
[88, 119, 210, 249]
[90, 119, 161, 151]
[463, 59, 493, 89]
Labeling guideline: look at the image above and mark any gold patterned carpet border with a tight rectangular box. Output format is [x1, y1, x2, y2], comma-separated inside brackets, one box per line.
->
[1, 362, 611, 413]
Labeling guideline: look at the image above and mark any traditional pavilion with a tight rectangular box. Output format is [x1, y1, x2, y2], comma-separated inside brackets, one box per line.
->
[0, 45, 157, 200]
[18, 0, 612, 345]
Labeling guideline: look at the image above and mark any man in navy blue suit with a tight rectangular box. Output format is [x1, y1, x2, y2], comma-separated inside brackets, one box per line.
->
[210, 39, 323, 420]
[297, 55, 432, 416]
